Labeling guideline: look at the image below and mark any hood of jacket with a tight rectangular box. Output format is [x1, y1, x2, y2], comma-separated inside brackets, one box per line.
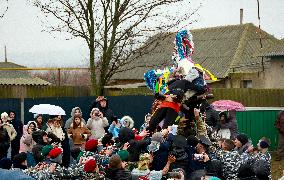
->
[32, 130, 47, 145]
[120, 116, 134, 129]
[70, 107, 82, 117]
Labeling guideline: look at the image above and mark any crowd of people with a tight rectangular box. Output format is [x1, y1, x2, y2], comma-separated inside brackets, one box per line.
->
[0, 95, 283, 180]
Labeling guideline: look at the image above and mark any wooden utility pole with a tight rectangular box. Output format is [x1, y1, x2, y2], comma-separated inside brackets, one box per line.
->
[4, 46, 7, 62]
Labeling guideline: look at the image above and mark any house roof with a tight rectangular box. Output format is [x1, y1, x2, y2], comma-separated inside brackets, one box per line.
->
[0, 77, 51, 85]
[257, 40, 284, 57]
[113, 23, 277, 80]
[0, 61, 51, 85]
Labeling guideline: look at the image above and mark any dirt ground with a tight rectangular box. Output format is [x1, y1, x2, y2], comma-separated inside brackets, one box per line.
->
[271, 152, 284, 180]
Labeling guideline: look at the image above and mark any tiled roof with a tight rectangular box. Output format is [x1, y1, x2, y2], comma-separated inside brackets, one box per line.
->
[113, 23, 277, 80]
[0, 77, 51, 85]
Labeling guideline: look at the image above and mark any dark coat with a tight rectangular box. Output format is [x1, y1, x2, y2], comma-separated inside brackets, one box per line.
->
[105, 168, 131, 180]
[151, 141, 170, 171]
[0, 127, 10, 159]
[90, 99, 114, 124]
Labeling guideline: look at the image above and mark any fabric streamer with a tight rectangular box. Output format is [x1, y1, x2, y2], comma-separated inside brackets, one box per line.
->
[175, 29, 194, 60]
[194, 64, 218, 81]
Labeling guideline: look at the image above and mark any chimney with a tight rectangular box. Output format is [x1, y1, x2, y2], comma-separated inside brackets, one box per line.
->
[4, 46, 7, 62]
[240, 8, 243, 24]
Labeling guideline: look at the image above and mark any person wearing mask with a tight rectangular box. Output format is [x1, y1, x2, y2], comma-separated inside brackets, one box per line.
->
[8, 110, 23, 160]
[275, 110, 284, 161]
[64, 107, 86, 130]
[87, 108, 109, 140]
[90, 96, 114, 129]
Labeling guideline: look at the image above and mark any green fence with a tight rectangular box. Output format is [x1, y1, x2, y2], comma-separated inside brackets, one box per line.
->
[236, 109, 281, 150]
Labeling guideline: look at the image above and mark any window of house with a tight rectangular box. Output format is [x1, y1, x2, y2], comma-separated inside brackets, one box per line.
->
[242, 80, 252, 88]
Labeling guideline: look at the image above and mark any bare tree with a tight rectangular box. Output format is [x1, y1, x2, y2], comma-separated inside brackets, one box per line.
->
[0, 0, 8, 18]
[30, 0, 197, 95]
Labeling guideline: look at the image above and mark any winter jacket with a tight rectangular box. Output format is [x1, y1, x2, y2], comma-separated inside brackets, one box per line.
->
[9, 117, 23, 139]
[46, 125, 65, 141]
[151, 141, 170, 171]
[220, 150, 242, 180]
[19, 121, 37, 153]
[87, 117, 109, 139]
[148, 101, 180, 133]
[68, 122, 91, 145]
[90, 99, 114, 125]
[105, 168, 131, 180]
[108, 124, 120, 138]
[0, 168, 34, 180]
[0, 126, 10, 159]
[64, 107, 86, 130]
[205, 108, 219, 128]
[2, 122, 17, 141]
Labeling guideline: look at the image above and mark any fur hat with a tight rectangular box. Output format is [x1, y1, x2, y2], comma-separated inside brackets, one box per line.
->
[120, 116, 134, 129]
[109, 154, 122, 169]
[236, 134, 249, 146]
[84, 159, 97, 173]
[85, 139, 98, 152]
[117, 150, 129, 161]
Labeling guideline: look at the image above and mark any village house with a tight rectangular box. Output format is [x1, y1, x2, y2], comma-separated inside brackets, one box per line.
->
[110, 23, 284, 89]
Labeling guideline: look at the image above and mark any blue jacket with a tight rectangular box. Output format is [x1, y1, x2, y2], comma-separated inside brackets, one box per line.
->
[108, 124, 120, 138]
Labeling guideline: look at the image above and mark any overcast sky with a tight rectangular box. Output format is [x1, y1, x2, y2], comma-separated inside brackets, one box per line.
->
[0, 0, 283, 67]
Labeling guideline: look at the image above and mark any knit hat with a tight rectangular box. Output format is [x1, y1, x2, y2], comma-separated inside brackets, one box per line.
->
[236, 134, 249, 146]
[117, 150, 129, 161]
[85, 139, 98, 152]
[48, 148, 62, 159]
[109, 154, 122, 169]
[259, 141, 270, 149]
[84, 159, 97, 173]
[151, 132, 164, 143]
[41, 144, 53, 157]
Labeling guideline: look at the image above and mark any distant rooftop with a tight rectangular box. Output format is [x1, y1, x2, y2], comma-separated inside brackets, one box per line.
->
[0, 61, 51, 85]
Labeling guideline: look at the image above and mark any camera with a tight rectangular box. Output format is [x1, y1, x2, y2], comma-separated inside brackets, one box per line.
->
[95, 112, 100, 116]
[193, 153, 204, 161]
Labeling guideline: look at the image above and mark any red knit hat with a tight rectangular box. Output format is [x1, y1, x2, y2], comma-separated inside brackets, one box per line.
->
[84, 159, 97, 173]
[48, 148, 62, 158]
[85, 139, 98, 152]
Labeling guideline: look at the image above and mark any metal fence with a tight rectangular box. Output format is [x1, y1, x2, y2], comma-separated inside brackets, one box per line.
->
[1, 96, 282, 150]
